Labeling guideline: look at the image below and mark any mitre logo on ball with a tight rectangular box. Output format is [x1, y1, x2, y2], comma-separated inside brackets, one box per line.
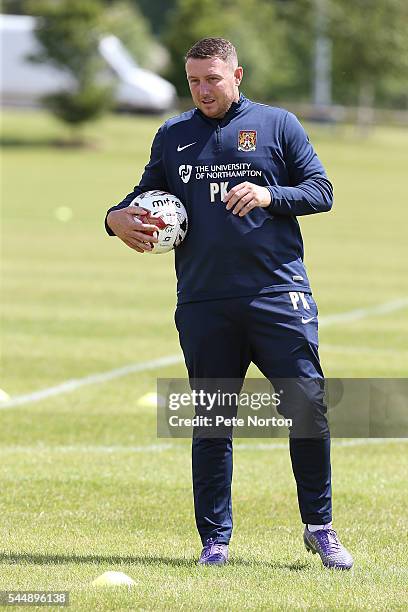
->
[129, 190, 188, 254]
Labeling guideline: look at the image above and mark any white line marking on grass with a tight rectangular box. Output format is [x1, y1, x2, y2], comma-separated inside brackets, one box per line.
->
[1, 297, 407, 410]
[0, 443, 174, 454]
[331, 438, 408, 447]
[0, 354, 183, 410]
[0, 439, 407, 455]
[234, 439, 408, 451]
[319, 296, 408, 328]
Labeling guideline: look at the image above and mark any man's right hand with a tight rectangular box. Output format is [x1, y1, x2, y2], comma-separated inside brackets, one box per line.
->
[106, 206, 160, 253]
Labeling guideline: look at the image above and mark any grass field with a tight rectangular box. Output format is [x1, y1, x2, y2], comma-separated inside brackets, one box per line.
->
[1, 110, 408, 610]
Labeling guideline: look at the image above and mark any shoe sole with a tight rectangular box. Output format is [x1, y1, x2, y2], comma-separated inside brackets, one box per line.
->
[197, 560, 228, 566]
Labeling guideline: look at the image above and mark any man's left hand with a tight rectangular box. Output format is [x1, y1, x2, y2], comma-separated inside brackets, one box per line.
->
[223, 182, 271, 216]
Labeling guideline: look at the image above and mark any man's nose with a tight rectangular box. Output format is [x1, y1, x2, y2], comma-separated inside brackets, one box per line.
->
[199, 82, 210, 97]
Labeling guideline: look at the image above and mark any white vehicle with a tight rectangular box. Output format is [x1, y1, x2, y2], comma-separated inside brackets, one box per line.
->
[0, 14, 176, 113]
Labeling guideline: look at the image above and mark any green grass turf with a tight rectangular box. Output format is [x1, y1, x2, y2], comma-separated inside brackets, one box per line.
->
[1, 110, 408, 610]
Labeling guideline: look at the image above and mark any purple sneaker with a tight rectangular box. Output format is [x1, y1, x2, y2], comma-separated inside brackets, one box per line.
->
[198, 538, 229, 566]
[304, 526, 354, 570]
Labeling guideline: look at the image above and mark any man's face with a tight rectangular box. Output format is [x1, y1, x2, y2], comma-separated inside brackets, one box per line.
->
[185, 57, 243, 119]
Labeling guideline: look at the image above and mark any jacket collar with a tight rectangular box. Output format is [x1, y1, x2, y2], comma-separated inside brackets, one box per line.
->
[195, 93, 248, 125]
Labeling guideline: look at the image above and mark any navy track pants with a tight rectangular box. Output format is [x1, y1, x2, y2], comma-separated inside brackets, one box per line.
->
[175, 292, 332, 545]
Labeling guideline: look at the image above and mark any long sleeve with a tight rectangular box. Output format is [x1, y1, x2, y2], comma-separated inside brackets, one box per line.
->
[266, 112, 333, 216]
[104, 124, 169, 235]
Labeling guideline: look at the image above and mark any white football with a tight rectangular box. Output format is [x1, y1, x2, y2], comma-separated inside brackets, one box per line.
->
[129, 190, 188, 254]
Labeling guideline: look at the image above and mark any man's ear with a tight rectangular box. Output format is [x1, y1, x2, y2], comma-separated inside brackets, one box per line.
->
[234, 66, 243, 86]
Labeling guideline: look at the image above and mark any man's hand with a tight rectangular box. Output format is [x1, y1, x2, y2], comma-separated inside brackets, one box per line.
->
[223, 182, 271, 217]
[106, 206, 160, 253]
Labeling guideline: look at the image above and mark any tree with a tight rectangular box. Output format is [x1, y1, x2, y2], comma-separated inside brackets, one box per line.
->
[103, 1, 165, 71]
[28, 0, 113, 142]
[273, 0, 317, 102]
[96, 0, 177, 36]
[164, 0, 296, 102]
[0, 0, 28, 13]
[131, 0, 177, 35]
[330, 0, 408, 110]
[275, 0, 408, 109]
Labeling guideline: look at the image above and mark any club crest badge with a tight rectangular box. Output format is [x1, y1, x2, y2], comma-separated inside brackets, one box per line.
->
[238, 130, 257, 152]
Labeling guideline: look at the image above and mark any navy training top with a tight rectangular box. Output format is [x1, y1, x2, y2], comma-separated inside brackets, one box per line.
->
[105, 95, 333, 304]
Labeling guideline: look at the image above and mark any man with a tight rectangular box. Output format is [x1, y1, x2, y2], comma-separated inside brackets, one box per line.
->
[105, 38, 353, 570]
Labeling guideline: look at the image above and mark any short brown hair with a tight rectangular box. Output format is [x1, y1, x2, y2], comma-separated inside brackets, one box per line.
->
[185, 38, 238, 66]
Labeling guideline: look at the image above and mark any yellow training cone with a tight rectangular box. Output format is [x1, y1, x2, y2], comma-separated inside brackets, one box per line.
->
[0, 389, 10, 402]
[91, 571, 135, 587]
[136, 392, 166, 408]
